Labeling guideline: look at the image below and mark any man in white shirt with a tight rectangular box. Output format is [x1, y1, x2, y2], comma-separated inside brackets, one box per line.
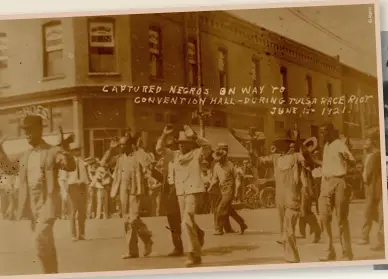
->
[318, 123, 355, 261]
[59, 143, 90, 241]
[156, 125, 211, 267]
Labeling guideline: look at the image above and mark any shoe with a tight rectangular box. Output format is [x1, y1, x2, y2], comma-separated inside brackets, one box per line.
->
[78, 235, 88, 241]
[144, 240, 153, 257]
[121, 254, 139, 259]
[168, 250, 184, 257]
[312, 233, 321, 244]
[239, 223, 248, 235]
[276, 240, 283, 245]
[184, 256, 202, 267]
[319, 252, 336, 262]
[198, 230, 205, 247]
[213, 230, 224, 236]
[72, 236, 78, 242]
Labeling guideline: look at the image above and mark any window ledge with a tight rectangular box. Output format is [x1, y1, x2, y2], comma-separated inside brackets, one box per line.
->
[0, 83, 10, 89]
[88, 72, 121, 77]
[41, 74, 66, 82]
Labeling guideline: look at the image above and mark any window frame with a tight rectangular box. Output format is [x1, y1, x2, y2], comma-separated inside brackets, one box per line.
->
[218, 47, 228, 89]
[42, 20, 64, 77]
[149, 25, 163, 79]
[87, 17, 117, 74]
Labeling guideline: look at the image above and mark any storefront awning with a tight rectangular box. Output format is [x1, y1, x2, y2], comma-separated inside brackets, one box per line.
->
[191, 126, 249, 159]
[230, 128, 265, 141]
[2, 133, 72, 162]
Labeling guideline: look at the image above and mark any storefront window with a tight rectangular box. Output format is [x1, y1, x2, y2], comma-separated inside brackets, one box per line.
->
[88, 17, 117, 73]
[43, 21, 64, 77]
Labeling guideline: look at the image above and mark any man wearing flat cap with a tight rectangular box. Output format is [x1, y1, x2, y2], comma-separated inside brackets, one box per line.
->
[0, 115, 76, 274]
[101, 134, 153, 260]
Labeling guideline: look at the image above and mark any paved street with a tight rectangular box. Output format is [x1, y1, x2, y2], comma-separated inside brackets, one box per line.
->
[0, 200, 384, 276]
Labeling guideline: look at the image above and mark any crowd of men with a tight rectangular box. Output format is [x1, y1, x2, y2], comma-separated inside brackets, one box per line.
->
[0, 114, 385, 274]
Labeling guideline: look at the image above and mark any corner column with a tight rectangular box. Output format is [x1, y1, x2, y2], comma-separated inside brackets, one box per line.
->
[72, 97, 84, 157]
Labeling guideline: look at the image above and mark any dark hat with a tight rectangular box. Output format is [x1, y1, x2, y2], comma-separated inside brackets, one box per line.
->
[20, 115, 47, 130]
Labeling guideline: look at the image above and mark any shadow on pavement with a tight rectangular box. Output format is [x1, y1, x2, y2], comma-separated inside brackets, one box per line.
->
[202, 244, 260, 256]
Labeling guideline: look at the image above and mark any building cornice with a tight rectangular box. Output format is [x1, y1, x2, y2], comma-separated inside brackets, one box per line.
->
[193, 11, 342, 77]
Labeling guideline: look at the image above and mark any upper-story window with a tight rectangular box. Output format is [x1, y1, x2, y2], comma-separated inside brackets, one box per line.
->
[280, 66, 288, 102]
[0, 32, 8, 84]
[187, 38, 198, 86]
[306, 75, 313, 99]
[149, 26, 163, 78]
[218, 48, 228, 88]
[43, 21, 64, 77]
[88, 17, 117, 73]
[252, 58, 260, 88]
[327, 82, 333, 109]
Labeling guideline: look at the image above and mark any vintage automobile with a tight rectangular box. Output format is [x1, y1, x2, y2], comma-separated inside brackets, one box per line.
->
[242, 174, 276, 209]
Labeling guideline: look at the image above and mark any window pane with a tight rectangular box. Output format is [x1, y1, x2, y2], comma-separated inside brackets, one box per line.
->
[150, 54, 158, 77]
[218, 51, 225, 71]
[47, 50, 63, 76]
[252, 61, 257, 81]
[90, 52, 116, 73]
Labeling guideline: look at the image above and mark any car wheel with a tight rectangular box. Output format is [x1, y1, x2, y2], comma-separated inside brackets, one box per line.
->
[259, 186, 276, 208]
[243, 184, 261, 209]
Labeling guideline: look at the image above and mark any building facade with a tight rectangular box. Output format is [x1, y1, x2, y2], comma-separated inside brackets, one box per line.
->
[0, 11, 380, 159]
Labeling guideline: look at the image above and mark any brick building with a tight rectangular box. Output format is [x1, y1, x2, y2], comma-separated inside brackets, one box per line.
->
[0, 11, 380, 159]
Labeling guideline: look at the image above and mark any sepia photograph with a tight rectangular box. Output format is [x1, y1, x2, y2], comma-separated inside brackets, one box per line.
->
[0, 0, 386, 276]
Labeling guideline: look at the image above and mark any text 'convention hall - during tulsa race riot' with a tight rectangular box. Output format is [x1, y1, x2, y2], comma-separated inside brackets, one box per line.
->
[0, 2, 385, 276]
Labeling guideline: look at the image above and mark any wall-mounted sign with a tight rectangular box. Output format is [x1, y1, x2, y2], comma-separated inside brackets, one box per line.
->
[17, 105, 51, 121]
[45, 24, 63, 52]
[89, 22, 115, 48]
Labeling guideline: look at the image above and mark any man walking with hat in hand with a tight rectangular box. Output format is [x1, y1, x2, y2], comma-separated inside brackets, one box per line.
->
[101, 134, 153, 260]
[211, 144, 247, 235]
[0, 115, 76, 274]
[156, 124, 211, 267]
[58, 142, 90, 241]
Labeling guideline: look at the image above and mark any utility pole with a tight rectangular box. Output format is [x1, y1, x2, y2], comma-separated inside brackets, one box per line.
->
[195, 13, 205, 137]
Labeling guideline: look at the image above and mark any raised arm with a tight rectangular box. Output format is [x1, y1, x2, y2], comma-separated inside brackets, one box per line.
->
[155, 125, 174, 157]
[100, 140, 120, 168]
[0, 138, 19, 175]
[55, 147, 76, 172]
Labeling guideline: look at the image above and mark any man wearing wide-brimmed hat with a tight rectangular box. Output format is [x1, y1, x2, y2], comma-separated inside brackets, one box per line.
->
[0, 114, 76, 274]
[258, 132, 306, 263]
[156, 124, 212, 267]
[58, 142, 90, 241]
[101, 133, 153, 260]
[358, 128, 384, 250]
[211, 144, 247, 236]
